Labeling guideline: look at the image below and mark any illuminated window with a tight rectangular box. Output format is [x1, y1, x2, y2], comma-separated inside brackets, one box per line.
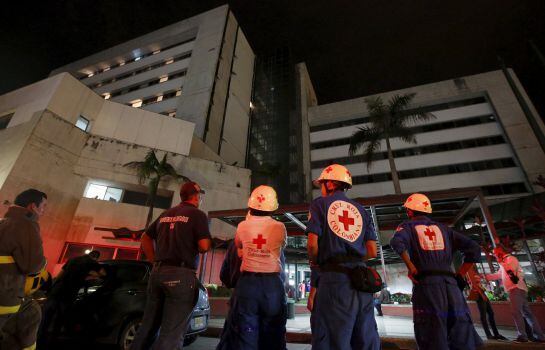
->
[159, 76, 169, 83]
[75, 115, 90, 132]
[153, 50, 161, 55]
[119, 61, 125, 66]
[131, 100, 143, 108]
[87, 73, 94, 78]
[168, 111, 176, 117]
[134, 56, 141, 61]
[84, 183, 123, 202]
[175, 89, 182, 97]
[157, 95, 163, 102]
[103, 93, 111, 100]
[165, 58, 174, 65]
[103, 67, 110, 72]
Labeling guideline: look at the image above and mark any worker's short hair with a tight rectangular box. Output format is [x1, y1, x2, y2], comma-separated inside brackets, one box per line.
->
[14, 189, 47, 208]
[330, 180, 350, 191]
[407, 208, 428, 217]
[88, 250, 100, 259]
[249, 208, 269, 217]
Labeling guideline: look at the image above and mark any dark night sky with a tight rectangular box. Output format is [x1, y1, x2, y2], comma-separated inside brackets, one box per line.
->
[1, 1, 545, 115]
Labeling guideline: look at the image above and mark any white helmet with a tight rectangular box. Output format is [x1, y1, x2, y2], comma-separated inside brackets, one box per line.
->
[313, 164, 353, 188]
[248, 185, 279, 212]
[403, 193, 432, 213]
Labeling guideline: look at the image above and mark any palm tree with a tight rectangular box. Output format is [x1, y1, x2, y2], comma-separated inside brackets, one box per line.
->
[348, 93, 434, 194]
[124, 150, 188, 228]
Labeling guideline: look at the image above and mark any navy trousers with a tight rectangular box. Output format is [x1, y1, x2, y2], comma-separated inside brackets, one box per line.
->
[412, 276, 483, 350]
[230, 273, 286, 350]
[311, 271, 380, 350]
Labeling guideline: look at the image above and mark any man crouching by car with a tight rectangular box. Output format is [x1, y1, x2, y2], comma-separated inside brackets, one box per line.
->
[130, 181, 212, 350]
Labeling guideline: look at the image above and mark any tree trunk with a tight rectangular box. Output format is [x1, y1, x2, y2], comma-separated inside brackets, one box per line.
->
[145, 177, 159, 228]
[385, 137, 402, 194]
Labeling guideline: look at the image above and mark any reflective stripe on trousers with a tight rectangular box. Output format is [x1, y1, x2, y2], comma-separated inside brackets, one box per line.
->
[0, 304, 21, 315]
[0, 255, 15, 264]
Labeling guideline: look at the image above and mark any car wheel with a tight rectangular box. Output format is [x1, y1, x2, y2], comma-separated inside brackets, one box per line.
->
[183, 334, 198, 347]
[119, 317, 141, 350]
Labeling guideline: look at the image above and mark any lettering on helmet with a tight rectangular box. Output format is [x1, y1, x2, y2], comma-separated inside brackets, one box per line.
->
[327, 200, 363, 242]
[415, 225, 445, 251]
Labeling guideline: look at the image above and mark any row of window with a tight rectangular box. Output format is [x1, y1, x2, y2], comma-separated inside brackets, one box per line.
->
[84, 183, 173, 209]
[481, 182, 528, 196]
[79, 37, 196, 80]
[0, 113, 14, 130]
[92, 52, 192, 91]
[350, 157, 517, 185]
[311, 135, 506, 168]
[129, 88, 182, 108]
[105, 69, 186, 100]
[309, 96, 487, 133]
[310, 114, 497, 150]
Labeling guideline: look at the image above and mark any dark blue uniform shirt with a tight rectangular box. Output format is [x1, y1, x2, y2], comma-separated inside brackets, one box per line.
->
[390, 216, 480, 272]
[146, 202, 211, 269]
[305, 191, 377, 266]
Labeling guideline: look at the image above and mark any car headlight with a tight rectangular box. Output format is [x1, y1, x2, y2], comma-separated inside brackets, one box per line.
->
[197, 287, 209, 309]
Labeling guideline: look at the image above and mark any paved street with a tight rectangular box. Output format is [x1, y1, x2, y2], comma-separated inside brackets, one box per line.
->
[186, 336, 312, 350]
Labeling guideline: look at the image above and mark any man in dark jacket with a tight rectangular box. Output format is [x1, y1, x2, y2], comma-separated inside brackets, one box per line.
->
[0, 189, 47, 338]
[39, 250, 104, 345]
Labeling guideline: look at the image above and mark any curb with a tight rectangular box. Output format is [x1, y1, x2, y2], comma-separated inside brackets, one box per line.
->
[203, 327, 545, 350]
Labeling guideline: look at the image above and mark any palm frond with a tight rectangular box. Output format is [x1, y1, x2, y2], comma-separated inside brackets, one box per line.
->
[391, 126, 417, 144]
[400, 111, 436, 124]
[388, 93, 416, 115]
[349, 126, 378, 156]
[365, 97, 387, 125]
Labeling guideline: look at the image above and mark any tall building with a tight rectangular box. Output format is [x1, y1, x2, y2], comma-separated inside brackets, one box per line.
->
[307, 70, 545, 204]
[50, 5, 255, 167]
[247, 48, 316, 204]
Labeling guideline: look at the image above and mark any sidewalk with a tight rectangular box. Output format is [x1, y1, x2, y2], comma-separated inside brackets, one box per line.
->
[206, 314, 545, 350]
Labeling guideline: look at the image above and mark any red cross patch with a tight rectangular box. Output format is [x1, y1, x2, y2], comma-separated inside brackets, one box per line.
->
[325, 166, 333, 173]
[415, 225, 445, 251]
[252, 234, 267, 249]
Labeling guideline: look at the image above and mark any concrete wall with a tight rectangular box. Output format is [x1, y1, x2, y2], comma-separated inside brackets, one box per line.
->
[296, 63, 318, 201]
[0, 111, 90, 268]
[176, 6, 229, 138]
[219, 27, 255, 166]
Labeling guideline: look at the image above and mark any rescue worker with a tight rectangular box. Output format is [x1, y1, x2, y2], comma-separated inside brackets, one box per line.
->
[1, 266, 50, 350]
[390, 193, 483, 350]
[468, 272, 507, 340]
[306, 164, 380, 350]
[230, 185, 287, 350]
[484, 245, 545, 343]
[39, 250, 105, 346]
[218, 233, 288, 350]
[130, 181, 212, 350]
[0, 189, 46, 334]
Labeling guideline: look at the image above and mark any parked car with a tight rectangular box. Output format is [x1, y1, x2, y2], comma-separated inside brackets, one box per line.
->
[50, 259, 209, 349]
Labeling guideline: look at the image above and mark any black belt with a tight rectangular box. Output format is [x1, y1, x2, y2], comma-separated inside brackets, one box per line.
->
[241, 271, 279, 277]
[154, 260, 193, 269]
